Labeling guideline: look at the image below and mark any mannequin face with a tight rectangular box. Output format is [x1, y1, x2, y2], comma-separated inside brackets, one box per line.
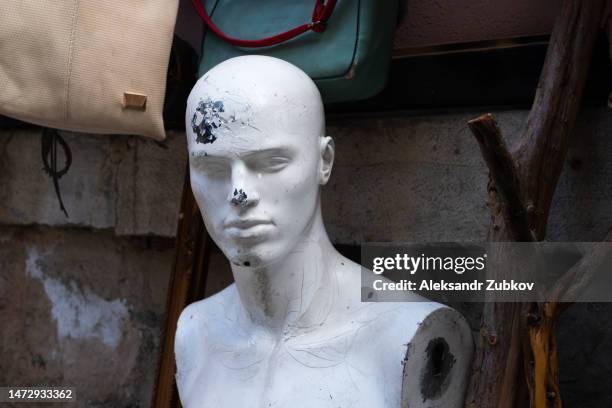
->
[187, 89, 330, 269]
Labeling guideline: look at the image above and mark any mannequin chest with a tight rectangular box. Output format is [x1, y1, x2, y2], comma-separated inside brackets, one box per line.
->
[180, 320, 404, 408]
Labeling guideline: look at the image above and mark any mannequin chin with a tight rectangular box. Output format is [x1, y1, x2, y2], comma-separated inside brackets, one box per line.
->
[175, 55, 473, 408]
[213, 209, 319, 269]
[222, 202, 320, 270]
[227, 249, 271, 269]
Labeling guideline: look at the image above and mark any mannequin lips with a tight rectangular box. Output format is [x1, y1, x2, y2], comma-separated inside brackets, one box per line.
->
[223, 219, 275, 241]
[224, 218, 273, 229]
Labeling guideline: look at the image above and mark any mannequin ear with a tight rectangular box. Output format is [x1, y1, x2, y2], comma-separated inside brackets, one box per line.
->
[319, 136, 335, 185]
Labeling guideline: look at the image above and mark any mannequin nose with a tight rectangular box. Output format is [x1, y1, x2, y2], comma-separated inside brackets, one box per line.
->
[227, 162, 259, 208]
[227, 187, 260, 208]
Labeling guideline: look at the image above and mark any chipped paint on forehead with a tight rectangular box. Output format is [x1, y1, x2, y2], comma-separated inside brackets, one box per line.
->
[190, 97, 257, 145]
[191, 99, 225, 144]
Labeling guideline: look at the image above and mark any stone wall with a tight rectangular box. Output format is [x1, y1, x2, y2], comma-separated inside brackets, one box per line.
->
[1, 108, 610, 407]
[0, 227, 173, 407]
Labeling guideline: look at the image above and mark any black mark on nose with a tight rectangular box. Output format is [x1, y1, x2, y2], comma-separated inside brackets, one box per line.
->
[231, 188, 248, 206]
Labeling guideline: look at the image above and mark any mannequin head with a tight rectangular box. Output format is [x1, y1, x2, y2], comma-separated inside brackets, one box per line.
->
[186, 56, 334, 268]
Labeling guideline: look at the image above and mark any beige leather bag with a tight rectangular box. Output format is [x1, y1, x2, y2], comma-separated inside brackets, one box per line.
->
[0, 0, 179, 140]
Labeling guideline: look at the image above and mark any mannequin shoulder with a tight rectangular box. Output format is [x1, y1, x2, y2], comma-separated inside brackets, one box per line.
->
[175, 284, 239, 350]
[350, 301, 445, 346]
[360, 303, 472, 354]
[401, 307, 474, 407]
[353, 304, 473, 407]
[174, 285, 240, 403]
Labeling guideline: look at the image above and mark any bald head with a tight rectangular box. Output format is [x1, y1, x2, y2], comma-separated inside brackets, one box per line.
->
[184, 56, 334, 268]
[185, 56, 325, 148]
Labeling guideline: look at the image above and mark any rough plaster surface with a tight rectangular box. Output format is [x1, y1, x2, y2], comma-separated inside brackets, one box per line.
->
[25, 245, 129, 348]
[325, 108, 612, 243]
[0, 130, 186, 237]
[0, 227, 173, 407]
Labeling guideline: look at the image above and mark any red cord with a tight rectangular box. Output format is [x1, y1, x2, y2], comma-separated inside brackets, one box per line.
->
[192, 0, 337, 48]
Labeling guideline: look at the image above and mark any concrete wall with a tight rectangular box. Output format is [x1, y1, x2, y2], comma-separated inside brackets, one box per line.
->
[0, 131, 187, 237]
[0, 227, 173, 407]
[393, 0, 558, 49]
[1, 107, 611, 407]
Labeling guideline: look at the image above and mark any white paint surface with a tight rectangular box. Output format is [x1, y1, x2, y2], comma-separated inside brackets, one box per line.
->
[25, 246, 129, 349]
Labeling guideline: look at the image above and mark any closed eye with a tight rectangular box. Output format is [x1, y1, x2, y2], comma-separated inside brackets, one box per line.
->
[261, 156, 290, 172]
[243, 148, 294, 173]
[190, 159, 230, 178]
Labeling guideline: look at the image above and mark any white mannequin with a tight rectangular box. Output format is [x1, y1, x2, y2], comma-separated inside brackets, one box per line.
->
[175, 55, 473, 407]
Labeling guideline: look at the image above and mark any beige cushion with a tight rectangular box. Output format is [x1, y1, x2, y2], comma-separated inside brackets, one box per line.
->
[0, 0, 179, 140]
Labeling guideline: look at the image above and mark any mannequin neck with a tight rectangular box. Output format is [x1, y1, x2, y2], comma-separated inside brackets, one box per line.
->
[231, 203, 342, 336]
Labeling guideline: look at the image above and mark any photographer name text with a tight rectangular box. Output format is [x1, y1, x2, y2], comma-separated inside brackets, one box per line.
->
[372, 279, 535, 292]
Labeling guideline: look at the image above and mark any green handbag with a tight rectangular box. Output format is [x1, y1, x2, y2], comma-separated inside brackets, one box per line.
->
[192, 0, 399, 103]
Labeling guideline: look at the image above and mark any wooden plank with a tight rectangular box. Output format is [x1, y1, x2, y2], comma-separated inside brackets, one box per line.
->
[152, 166, 212, 408]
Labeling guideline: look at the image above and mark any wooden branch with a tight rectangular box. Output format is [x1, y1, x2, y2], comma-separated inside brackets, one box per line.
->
[547, 329, 562, 408]
[496, 306, 524, 408]
[526, 228, 612, 408]
[549, 229, 612, 312]
[468, 114, 535, 242]
[523, 301, 562, 408]
[515, 0, 607, 239]
[152, 166, 212, 408]
[529, 320, 550, 408]
[464, 1, 607, 407]
[524, 230, 612, 408]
